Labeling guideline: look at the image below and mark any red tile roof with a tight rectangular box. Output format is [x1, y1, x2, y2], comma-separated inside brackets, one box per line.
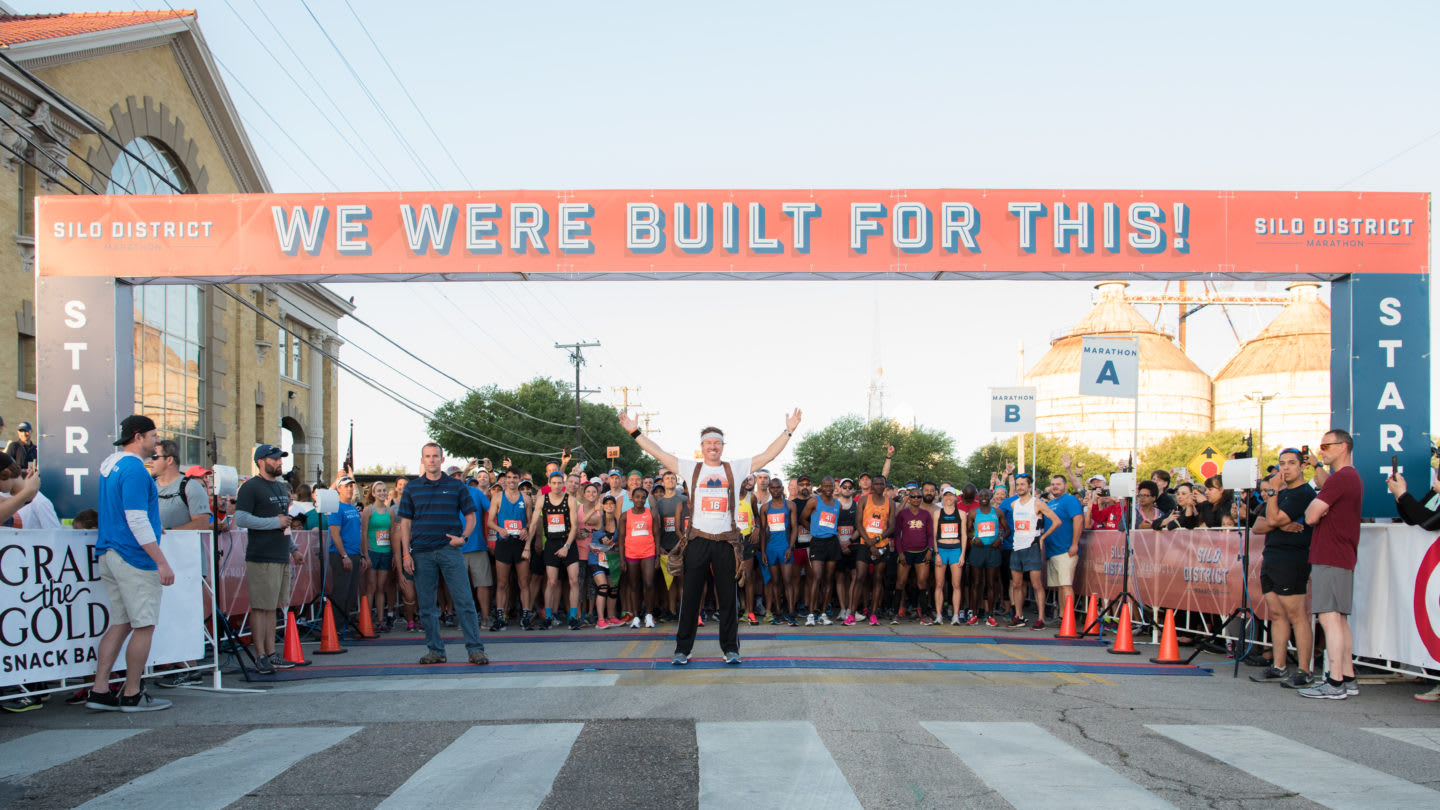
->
[0, 10, 194, 46]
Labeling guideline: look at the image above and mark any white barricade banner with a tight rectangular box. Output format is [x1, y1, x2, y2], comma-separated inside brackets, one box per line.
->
[0, 529, 206, 687]
[1353, 523, 1440, 669]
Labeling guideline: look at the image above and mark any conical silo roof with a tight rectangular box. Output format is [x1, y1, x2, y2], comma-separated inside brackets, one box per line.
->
[1214, 283, 1330, 381]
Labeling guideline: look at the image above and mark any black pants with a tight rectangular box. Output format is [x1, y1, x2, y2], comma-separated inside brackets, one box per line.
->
[327, 551, 361, 621]
[674, 537, 739, 655]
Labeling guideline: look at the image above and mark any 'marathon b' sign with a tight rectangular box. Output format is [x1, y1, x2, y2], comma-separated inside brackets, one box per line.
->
[35, 190, 1427, 283]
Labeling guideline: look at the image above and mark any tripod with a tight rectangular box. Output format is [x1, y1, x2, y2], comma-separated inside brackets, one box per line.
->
[1080, 510, 1147, 640]
[1183, 487, 1259, 677]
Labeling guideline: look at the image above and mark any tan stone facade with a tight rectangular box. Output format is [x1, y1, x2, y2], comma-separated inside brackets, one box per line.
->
[0, 17, 349, 481]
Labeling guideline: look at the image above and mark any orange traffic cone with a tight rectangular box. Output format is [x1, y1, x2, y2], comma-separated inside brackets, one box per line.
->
[1107, 601, 1140, 655]
[1081, 593, 1100, 637]
[356, 596, 378, 639]
[1150, 608, 1184, 664]
[281, 610, 311, 667]
[1054, 594, 1080, 639]
[313, 600, 348, 655]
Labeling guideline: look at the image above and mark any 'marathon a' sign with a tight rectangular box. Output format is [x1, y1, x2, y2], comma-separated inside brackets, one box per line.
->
[35, 189, 1427, 283]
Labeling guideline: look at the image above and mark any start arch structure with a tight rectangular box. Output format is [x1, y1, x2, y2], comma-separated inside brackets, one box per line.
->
[33, 189, 1431, 518]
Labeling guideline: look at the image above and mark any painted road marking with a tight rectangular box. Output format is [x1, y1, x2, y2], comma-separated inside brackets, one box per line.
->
[1149, 724, 1440, 810]
[75, 726, 360, 810]
[0, 729, 145, 781]
[378, 723, 582, 810]
[696, 721, 861, 809]
[274, 673, 619, 694]
[1363, 726, 1440, 754]
[924, 721, 1175, 809]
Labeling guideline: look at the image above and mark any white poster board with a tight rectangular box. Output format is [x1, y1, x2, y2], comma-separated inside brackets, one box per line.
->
[1079, 336, 1139, 398]
[990, 386, 1037, 432]
[0, 529, 206, 686]
[1352, 523, 1440, 670]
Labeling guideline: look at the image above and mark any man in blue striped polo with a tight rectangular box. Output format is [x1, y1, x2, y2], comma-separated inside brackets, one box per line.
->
[397, 442, 489, 665]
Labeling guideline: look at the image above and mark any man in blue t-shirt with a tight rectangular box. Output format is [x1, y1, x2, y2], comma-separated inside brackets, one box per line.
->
[326, 476, 364, 623]
[86, 415, 172, 714]
[462, 481, 493, 628]
[1042, 474, 1085, 620]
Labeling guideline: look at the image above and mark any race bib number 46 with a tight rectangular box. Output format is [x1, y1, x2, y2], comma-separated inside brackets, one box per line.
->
[547, 514, 565, 530]
[866, 517, 883, 533]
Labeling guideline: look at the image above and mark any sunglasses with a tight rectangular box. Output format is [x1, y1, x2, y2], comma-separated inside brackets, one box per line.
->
[149, 454, 170, 461]
[1317, 442, 1342, 450]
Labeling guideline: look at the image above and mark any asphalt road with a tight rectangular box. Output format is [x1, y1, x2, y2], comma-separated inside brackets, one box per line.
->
[1, 619, 1437, 809]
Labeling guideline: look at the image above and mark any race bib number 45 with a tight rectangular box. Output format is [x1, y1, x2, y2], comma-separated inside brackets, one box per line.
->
[1015, 519, 1032, 532]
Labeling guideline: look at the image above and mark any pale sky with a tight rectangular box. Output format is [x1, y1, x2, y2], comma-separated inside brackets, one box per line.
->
[30, 1, 1439, 473]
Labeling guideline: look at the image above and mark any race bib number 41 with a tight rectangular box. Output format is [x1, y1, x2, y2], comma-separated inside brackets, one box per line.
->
[819, 511, 837, 529]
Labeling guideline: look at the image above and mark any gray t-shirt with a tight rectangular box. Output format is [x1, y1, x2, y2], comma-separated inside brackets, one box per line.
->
[158, 476, 210, 530]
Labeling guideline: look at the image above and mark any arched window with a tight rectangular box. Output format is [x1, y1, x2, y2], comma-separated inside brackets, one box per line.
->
[106, 137, 193, 195]
[115, 137, 206, 465]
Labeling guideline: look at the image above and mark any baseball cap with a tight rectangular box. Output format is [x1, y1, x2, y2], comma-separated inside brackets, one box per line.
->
[627, 469, 642, 478]
[797, 474, 811, 483]
[253, 443, 288, 461]
[114, 414, 157, 445]
[608, 469, 622, 477]
[1088, 474, 1106, 483]
[839, 477, 855, 486]
[336, 475, 356, 486]
[16, 421, 31, 431]
[185, 464, 212, 477]
[941, 485, 958, 496]
[445, 465, 462, 474]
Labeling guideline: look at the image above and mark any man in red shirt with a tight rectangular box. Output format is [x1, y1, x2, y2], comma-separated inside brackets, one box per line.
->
[1299, 429, 1363, 700]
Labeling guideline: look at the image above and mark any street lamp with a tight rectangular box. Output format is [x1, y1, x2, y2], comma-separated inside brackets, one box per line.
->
[1244, 391, 1279, 471]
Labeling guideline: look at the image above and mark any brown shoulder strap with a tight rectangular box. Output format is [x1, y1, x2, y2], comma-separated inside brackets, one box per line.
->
[690, 463, 703, 509]
[722, 462, 736, 515]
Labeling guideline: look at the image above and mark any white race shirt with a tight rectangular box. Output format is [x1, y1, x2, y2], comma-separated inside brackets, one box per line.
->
[1011, 495, 1039, 550]
[676, 457, 752, 536]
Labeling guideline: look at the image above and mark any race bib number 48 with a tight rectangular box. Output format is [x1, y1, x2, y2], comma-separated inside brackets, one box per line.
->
[547, 514, 566, 530]
[504, 519, 522, 535]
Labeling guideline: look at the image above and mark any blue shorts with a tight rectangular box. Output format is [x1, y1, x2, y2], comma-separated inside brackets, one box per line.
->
[370, 551, 393, 571]
[968, 544, 1002, 569]
[1010, 544, 1044, 572]
[764, 537, 790, 567]
[936, 547, 964, 566]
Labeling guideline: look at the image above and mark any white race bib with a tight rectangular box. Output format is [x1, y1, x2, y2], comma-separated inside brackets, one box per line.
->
[818, 511, 837, 529]
[546, 513, 566, 531]
[767, 512, 786, 532]
[375, 530, 390, 548]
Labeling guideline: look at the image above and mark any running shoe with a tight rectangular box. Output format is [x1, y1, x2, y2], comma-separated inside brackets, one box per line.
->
[2, 695, 43, 713]
[620, 612, 635, 623]
[158, 670, 204, 688]
[843, 615, 856, 626]
[986, 615, 999, 627]
[1030, 619, 1046, 631]
[868, 615, 880, 627]
[630, 616, 641, 629]
[521, 611, 535, 631]
[951, 613, 963, 626]
[965, 613, 978, 626]
[595, 619, 610, 629]
[919, 616, 933, 626]
[65, 689, 91, 706]
[569, 617, 582, 631]
[538, 616, 553, 631]
[1281, 671, 1315, 690]
[890, 614, 900, 625]
[697, 614, 706, 627]
[1298, 680, 1347, 700]
[418, 652, 447, 664]
[1007, 616, 1026, 629]
[119, 690, 171, 713]
[935, 613, 944, 626]
[768, 613, 781, 625]
[1414, 682, 1440, 702]
[84, 690, 122, 712]
[896, 607, 906, 620]
[489, 614, 504, 632]
[853, 612, 867, 623]
[645, 614, 656, 629]
[724, 651, 742, 665]
[672, 652, 690, 666]
[1344, 679, 1359, 697]
[269, 655, 296, 670]
[819, 613, 834, 626]
[1249, 666, 1290, 684]
[747, 612, 758, 626]
[787, 615, 798, 627]
[805, 614, 817, 626]
[406, 621, 418, 632]
[253, 655, 276, 675]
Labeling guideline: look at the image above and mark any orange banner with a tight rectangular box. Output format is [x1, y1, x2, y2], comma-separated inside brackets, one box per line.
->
[1076, 529, 1272, 618]
[35, 189, 1427, 280]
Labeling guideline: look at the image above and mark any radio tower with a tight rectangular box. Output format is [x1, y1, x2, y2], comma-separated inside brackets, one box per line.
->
[865, 295, 885, 423]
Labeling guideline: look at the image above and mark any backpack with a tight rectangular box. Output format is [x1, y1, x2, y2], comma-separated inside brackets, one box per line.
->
[666, 461, 745, 584]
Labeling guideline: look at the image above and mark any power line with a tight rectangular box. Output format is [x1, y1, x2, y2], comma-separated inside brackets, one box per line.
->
[296, 0, 442, 188]
[0, 96, 135, 194]
[0, 140, 82, 195]
[1337, 123, 1440, 189]
[214, 59, 339, 188]
[340, 0, 472, 187]
[216, 0, 395, 189]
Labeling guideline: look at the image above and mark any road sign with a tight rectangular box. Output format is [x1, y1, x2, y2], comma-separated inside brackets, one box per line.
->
[990, 387, 1037, 432]
[606, 446, 620, 459]
[1189, 445, 1223, 482]
[1079, 336, 1138, 398]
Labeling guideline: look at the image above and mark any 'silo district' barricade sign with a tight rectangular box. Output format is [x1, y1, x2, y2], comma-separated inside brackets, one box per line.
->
[1079, 336, 1139, 398]
[990, 387, 1037, 432]
[0, 529, 205, 686]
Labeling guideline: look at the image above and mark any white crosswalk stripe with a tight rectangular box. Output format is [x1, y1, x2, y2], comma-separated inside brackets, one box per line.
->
[20, 719, 1440, 808]
[377, 722, 583, 810]
[696, 721, 862, 809]
[923, 721, 1176, 809]
[1364, 726, 1440, 754]
[1148, 724, 1440, 810]
[0, 729, 145, 781]
[73, 726, 361, 810]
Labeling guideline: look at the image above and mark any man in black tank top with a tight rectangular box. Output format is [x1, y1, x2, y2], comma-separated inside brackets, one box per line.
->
[531, 471, 583, 630]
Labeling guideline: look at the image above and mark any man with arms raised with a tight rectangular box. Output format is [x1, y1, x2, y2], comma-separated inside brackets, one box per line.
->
[620, 410, 801, 665]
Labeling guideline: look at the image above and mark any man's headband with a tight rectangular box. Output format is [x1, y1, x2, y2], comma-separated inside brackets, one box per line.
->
[701, 431, 724, 442]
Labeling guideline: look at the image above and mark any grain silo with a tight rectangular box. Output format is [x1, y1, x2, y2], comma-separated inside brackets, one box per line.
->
[1212, 282, 1331, 452]
[1024, 281, 1213, 462]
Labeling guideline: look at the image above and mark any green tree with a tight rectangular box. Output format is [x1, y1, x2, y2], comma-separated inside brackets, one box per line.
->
[785, 415, 964, 485]
[356, 463, 410, 476]
[428, 377, 657, 479]
[956, 434, 1116, 491]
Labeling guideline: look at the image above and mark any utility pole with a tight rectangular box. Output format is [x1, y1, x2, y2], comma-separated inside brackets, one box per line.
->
[637, 410, 661, 439]
[557, 341, 602, 458]
[611, 386, 642, 412]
